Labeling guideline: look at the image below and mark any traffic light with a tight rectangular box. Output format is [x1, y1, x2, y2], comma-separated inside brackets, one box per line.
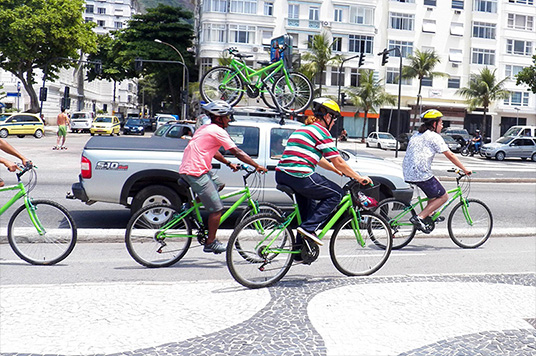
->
[64, 86, 70, 98]
[61, 97, 70, 110]
[135, 58, 143, 72]
[358, 52, 365, 67]
[39, 87, 48, 102]
[381, 50, 389, 66]
[95, 60, 102, 75]
[341, 92, 347, 106]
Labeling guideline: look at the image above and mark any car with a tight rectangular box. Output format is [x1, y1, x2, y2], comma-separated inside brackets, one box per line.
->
[396, 132, 415, 151]
[155, 114, 178, 131]
[0, 113, 45, 139]
[90, 115, 121, 136]
[502, 125, 536, 138]
[480, 136, 536, 161]
[122, 118, 145, 135]
[441, 127, 472, 146]
[153, 122, 195, 139]
[441, 134, 462, 153]
[70, 112, 94, 133]
[0, 113, 12, 122]
[365, 132, 397, 150]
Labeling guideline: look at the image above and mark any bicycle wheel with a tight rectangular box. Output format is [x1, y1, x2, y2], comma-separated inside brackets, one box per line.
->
[330, 211, 392, 276]
[8, 200, 77, 265]
[235, 202, 284, 227]
[200, 66, 243, 106]
[272, 72, 313, 113]
[448, 199, 493, 248]
[125, 203, 192, 267]
[227, 213, 294, 289]
[374, 198, 416, 249]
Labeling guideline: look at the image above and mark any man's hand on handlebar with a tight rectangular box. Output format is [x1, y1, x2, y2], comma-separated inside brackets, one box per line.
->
[358, 176, 372, 186]
[255, 165, 268, 174]
[229, 163, 239, 172]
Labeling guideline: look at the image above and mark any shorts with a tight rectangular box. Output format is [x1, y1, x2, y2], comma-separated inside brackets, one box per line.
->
[408, 176, 446, 199]
[57, 125, 67, 137]
[180, 171, 224, 213]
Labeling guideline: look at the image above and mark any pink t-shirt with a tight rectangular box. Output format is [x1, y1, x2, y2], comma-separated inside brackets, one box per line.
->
[179, 124, 237, 176]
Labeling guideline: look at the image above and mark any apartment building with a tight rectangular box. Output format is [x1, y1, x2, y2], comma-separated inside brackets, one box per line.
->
[196, 0, 536, 140]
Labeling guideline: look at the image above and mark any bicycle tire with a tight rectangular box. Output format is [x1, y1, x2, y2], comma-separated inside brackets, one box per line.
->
[125, 203, 192, 267]
[272, 72, 313, 113]
[200, 66, 244, 106]
[374, 198, 416, 250]
[329, 211, 392, 276]
[460, 147, 470, 157]
[226, 213, 294, 289]
[447, 199, 493, 248]
[235, 202, 284, 227]
[8, 200, 77, 265]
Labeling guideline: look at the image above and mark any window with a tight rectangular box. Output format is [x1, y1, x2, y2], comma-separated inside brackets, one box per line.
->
[331, 67, 344, 87]
[450, 22, 464, 36]
[472, 22, 496, 39]
[422, 19, 436, 33]
[288, 4, 299, 26]
[201, 58, 213, 76]
[85, 17, 94, 23]
[98, 8, 106, 14]
[264, 1, 273, 16]
[309, 6, 320, 28]
[392, 0, 415, 2]
[114, 21, 123, 29]
[332, 37, 342, 51]
[231, 0, 257, 14]
[97, 20, 105, 27]
[229, 24, 256, 44]
[452, 0, 464, 9]
[508, 14, 534, 31]
[204, 0, 228, 12]
[472, 48, 495, 65]
[449, 49, 463, 62]
[226, 126, 260, 157]
[422, 77, 433, 87]
[390, 12, 415, 30]
[507, 39, 533, 55]
[386, 68, 411, 85]
[334, 8, 343, 22]
[448, 77, 461, 88]
[350, 68, 360, 87]
[307, 35, 314, 48]
[85, 5, 94, 13]
[505, 64, 525, 77]
[349, 35, 374, 54]
[203, 23, 226, 43]
[388, 40, 413, 57]
[474, 0, 497, 13]
[424, 0, 437, 5]
[262, 30, 273, 44]
[270, 129, 294, 159]
[350, 6, 374, 25]
[504, 92, 530, 106]
[509, 0, 534, 4]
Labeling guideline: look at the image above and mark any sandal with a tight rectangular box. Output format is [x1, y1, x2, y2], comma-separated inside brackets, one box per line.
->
[52, 146, 59, 150]
[60, 146, 67, 150]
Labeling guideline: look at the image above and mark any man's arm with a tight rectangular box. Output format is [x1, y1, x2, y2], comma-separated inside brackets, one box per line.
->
[329, 156, 370, 185]
[318, 157, 342, 176]
[0, 138, 28, 171]
[228, 147, 267, 173]
[443, 150, 471, 175]
[214, 150, 239, 172]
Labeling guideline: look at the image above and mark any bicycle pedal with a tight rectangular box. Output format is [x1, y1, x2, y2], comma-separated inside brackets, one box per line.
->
[436, 216, 445, 223]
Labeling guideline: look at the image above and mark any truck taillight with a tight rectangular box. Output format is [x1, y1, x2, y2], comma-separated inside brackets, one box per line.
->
[81, 156, 92, 179]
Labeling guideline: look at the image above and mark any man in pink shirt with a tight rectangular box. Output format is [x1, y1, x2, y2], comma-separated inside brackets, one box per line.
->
[179, 101, 267, 254]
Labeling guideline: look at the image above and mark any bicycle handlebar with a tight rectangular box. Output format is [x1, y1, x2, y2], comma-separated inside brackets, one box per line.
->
[15, 162, 34, 180]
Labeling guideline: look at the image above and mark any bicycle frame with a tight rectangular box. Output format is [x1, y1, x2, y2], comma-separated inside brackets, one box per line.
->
[0, 181, 46, 235]
[223, 58, 293, 95]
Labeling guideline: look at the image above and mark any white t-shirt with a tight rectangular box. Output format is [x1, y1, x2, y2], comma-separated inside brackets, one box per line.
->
[402, 130, 448, 182]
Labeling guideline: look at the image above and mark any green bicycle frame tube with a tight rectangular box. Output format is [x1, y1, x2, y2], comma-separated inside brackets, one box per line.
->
[0, 183, 26, 216]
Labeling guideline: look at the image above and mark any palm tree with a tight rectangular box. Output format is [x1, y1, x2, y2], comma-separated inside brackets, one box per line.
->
[301, 32, 342, 96]
[401, 49, 448, 131]
[345, 70, 396, 142]
[456, 67, 510, 135]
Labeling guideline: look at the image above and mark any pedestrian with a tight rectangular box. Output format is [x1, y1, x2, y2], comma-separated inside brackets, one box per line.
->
[275, 98, 370, 248]
[402, 109, 472, 232]
[179, 100, 267, 254]
[53, 107, 70, 150]
[339, 127, 348, 141]
[0, 138, 30, 187]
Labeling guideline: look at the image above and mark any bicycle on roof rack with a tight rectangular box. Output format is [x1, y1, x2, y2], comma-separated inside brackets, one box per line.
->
[199, 45, 313, 114]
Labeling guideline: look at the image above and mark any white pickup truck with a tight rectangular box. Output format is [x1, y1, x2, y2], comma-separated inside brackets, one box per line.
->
[69, 115, 413, 213]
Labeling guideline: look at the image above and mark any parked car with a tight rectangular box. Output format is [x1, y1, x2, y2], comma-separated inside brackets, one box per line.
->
[441, 134, 462, 153]
[153, 122, 195, 139]
[0, 113, 44, 139]
[90, 115, 121, 136]
[155, 114, 177, 131]
[70, 112, 94, 133]
[480, 136, 536, 161]
[396, 132, 414, 151]
[122, 118, 145, 135]
[502, 125, 536, 138]
[0, 113, 12, 122]
[365, 132, 397, 150]
[441, 127, 472, 145]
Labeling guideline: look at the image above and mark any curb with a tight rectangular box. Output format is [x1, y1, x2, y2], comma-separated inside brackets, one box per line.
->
[437, 176, 536, 183]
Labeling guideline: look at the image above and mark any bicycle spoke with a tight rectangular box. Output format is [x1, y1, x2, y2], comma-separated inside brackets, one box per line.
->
[448, 199, 492, 248]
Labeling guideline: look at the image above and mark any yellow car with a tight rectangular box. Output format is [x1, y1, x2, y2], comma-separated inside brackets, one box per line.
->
[0, 113, 45, 139]
[90, 115, 121, 136]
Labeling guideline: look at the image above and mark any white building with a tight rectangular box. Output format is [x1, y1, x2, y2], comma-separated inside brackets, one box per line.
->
[196, 0, 536, 140]
[0, 0, 140, 123]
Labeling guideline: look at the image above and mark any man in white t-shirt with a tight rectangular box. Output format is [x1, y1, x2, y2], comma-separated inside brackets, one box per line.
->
[402, 109, 471, 232]
[179, 101, 267, 254]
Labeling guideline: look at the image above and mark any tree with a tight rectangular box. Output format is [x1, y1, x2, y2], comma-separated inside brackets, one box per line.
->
[0, 0, 97, 113]
[456, 67, 510, 135]
[301, 32, 342, 96]
[515, 55, 536, 94]
[345, 70, 396, 142]
[401, 49, 448, 131]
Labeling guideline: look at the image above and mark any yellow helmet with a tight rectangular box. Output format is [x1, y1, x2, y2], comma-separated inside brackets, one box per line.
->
[312, 98, 341, 117]
[420, 109, 443, 121]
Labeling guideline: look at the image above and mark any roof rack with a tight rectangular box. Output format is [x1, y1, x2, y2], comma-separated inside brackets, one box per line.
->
[233, 106, 307, 125]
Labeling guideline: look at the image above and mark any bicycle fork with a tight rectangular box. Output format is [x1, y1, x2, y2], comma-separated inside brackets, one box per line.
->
[23, 197, 46, 236]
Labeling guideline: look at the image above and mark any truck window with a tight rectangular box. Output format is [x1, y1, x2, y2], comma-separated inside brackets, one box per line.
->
[226, 126, 259, 157]
[270, 128, 294, 159]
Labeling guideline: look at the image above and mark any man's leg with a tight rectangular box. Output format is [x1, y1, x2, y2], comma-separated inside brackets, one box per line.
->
[419, 192, 448, 219]
[206, 210, 223, 245]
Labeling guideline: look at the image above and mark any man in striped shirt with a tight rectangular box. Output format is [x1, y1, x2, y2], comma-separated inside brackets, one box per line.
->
[276, 98, 370, 247]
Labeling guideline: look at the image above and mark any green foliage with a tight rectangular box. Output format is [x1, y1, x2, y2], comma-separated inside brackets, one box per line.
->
[515, 55, 536, 94]
[301, 32, 342, 96]
[0, 0, 97, 112]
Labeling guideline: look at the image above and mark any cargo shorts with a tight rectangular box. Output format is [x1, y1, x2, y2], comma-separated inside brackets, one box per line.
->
[180, 170, 225, 213]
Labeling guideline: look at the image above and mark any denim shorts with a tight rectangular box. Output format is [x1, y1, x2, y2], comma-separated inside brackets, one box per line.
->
[180, 171, 224, 213]
[409, 176, 446, 199]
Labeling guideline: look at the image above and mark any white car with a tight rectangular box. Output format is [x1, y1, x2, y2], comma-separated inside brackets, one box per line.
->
[366, 132, 397, 150]
[155, 114, 177, 131]
[70, 112, 94, 133]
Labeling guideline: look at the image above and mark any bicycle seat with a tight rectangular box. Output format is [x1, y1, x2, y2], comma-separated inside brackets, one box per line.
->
[276, 184, 295, 199]
[257, 60, 271, 66]
[235, 53, 253, 59]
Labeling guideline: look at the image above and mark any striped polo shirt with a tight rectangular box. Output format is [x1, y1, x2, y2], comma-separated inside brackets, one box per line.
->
[276, 122, 340, 177]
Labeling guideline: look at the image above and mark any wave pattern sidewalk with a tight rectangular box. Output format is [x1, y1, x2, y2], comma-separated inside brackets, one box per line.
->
[1, 273, 535, 356]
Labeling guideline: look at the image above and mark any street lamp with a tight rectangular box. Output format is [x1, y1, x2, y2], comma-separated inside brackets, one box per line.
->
[514, 107, 520, 126]
[16, 81, 21, 111]
[154, 39, 188, 120]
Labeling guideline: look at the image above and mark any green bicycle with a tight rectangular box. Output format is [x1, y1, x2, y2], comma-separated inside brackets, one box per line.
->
[1, 163, 77, 265]
[226, 180, 393, 289]
[200, 46, 313, 113]
[125, 164, 282, 268]
[375, 169, 493, 250]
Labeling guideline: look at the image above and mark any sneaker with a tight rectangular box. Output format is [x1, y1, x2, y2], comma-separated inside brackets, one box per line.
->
[203, 239, 226, 254]
[409, 215, 428, 232]
[297, 226, 324, 246]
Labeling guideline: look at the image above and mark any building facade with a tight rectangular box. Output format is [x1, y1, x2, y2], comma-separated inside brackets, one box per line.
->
[196, 0, 536, 140]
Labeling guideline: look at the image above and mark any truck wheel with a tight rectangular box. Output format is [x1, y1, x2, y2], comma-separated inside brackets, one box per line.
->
[131, 185, 182, 215]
